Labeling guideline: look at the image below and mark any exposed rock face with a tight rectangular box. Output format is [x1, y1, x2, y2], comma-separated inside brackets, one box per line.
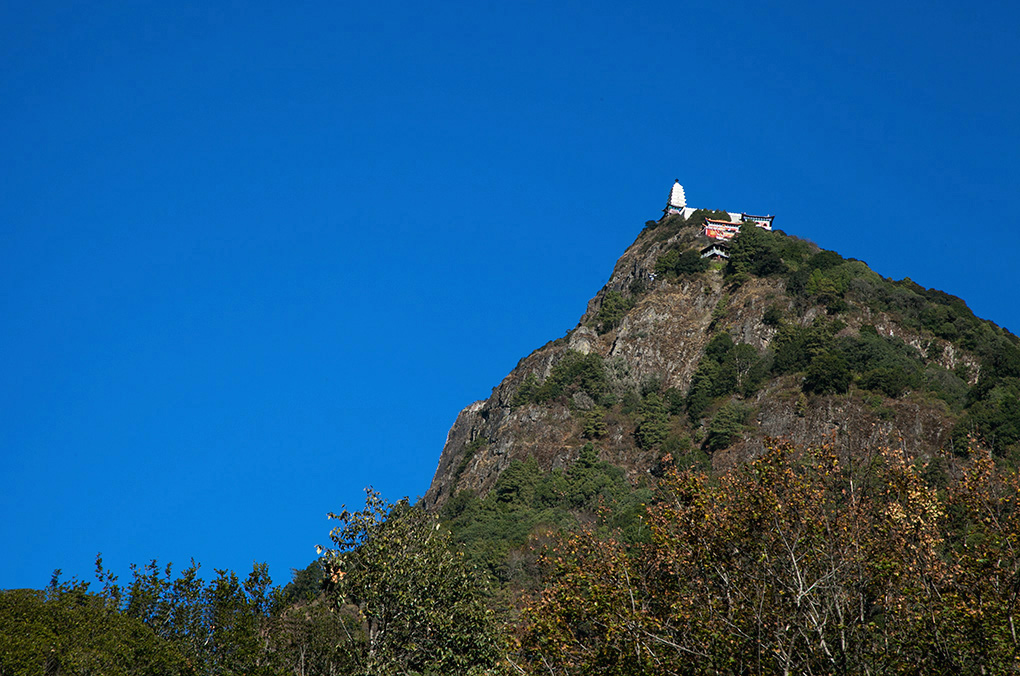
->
[423, 219, 964, 511]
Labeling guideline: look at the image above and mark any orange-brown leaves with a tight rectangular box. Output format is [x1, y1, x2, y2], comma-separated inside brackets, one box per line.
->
[518, 441, 1020, 674]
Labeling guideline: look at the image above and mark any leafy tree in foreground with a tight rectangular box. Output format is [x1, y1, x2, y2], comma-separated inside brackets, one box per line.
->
[111, 557, 280, 675]
[271, 597, 361, 676]
[2, 553, 348, 676]
[320, 489, 503, 675]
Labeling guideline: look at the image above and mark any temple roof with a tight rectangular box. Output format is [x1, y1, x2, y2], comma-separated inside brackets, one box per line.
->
[667, 180, 686, 209]
[701, 242, 730, 258]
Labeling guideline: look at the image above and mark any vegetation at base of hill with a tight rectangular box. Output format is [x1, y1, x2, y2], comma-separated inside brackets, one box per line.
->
[441, 444, 652, 591]
[10, 441, 1020, 675]
[319, 490, 502, 675]
[518, 442, 1020, 675]
[1, 505, 507, 676]
[1, 558, 282, 676]
[0, 580, 193, 676]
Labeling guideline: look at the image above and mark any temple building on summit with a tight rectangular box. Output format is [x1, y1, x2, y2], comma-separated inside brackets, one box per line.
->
[662, 180, 776, 241]
[703, 218, 742, 241]
[741, 213, 774, 230]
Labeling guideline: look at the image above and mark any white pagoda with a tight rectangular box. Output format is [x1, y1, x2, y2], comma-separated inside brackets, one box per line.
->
[663, 180, 696, 219]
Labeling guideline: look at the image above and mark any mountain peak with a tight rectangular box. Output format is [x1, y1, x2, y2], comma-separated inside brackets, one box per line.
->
[425, 190, 1018, 510]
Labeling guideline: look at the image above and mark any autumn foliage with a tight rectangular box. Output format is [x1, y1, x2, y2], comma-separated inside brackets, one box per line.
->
[518, 442, 1020, 674]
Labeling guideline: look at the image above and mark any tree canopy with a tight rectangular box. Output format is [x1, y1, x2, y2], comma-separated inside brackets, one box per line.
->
[320, 489, 502, 675]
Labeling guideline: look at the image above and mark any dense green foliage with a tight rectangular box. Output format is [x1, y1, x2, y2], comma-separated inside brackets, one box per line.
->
[770, 312, 971, 407]
[726, 220, 788, 278]
[703, 401, 751, 451]
[1, 512, 504, 676]
[321, 490, 502, 675]
[1, 557, 283, 676]
[442, 445, 652, 589]
[831, 325, 924, 396]
[512, 350, 608, 407]
[0, 581, 192, 676]
[593, 291, 633, 334]
[802, 351, 852, 394]
[653, 248, 708, 278]
[634, 393, 670, 449]
[685, 332, 767, 422]
[954, 380, 1020, 460]
[686, 220, 1020, 457]
[581, 405, 608, 439]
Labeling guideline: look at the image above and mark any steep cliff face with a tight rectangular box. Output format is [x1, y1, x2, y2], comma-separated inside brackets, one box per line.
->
[423, 214, 984, 511]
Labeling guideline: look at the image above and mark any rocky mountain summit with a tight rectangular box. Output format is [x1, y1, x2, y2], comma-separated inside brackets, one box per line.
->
[424, 208, 1016, 511]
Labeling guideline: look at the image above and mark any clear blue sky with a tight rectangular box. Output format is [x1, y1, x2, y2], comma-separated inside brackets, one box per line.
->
[2, 1, 1018, 591]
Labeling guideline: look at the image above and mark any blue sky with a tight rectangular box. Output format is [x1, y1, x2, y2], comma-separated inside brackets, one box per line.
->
[2, 1, 1018, 591]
